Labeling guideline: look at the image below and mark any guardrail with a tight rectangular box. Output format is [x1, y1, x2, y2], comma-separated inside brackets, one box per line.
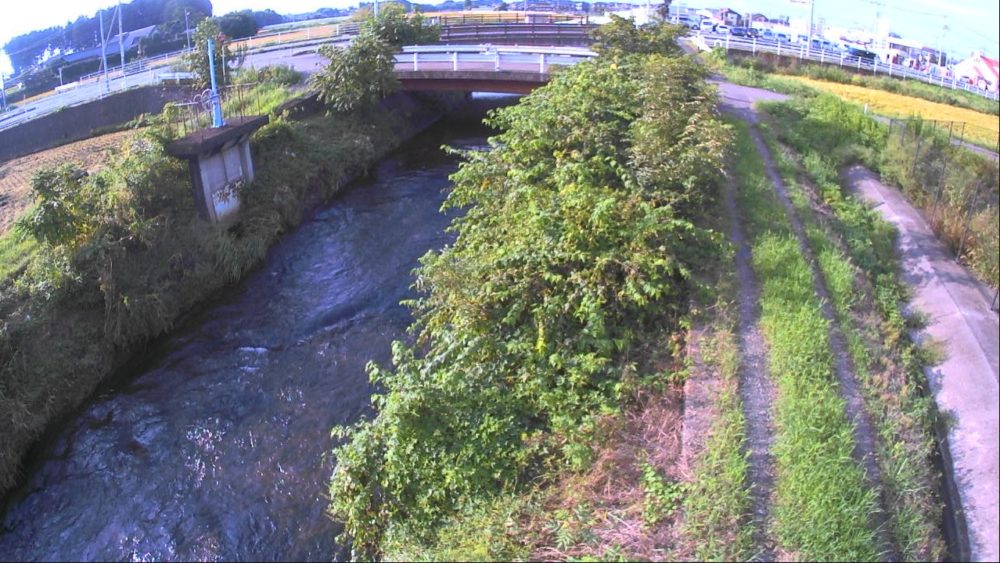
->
[440, 23, 597, 43]
[395, 44, 596, 73]
[694, 32, 1000, 101]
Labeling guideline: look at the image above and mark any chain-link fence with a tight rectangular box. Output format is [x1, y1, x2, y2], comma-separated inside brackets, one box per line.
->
[885, 117, 1000, 305]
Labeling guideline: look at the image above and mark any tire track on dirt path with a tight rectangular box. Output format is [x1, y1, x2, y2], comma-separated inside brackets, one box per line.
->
[722, 160, 777, 562]
[743, 122, 900, 561]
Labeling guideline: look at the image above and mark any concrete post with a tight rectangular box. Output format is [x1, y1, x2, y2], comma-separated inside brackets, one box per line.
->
[494, 50, 500, 71]
[413, 52, 419, 71]
[452, 52, 458, 71]
[539, 53, 545, 73]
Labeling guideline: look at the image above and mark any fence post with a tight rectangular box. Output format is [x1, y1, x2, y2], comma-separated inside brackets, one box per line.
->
[453, 51, 458, 71]
[726, 33, 730, 51]
[495, 50, 500, 71]
[413, 52, 419, 71]
[752, 37, 756, 55]
[820, 48, 825, 63]
[539, 53, 545, 73]
[841, 52, 845, 66]
[777, 40, 781, 58]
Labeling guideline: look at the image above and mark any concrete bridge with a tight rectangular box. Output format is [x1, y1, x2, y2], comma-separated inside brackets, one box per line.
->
[393, 45, 597, 94]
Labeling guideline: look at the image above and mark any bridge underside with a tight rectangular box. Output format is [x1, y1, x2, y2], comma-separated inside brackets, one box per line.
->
[395, 70, 550, 94]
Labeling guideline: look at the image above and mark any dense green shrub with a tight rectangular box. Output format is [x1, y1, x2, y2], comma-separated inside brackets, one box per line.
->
[327, 48, 730, 559]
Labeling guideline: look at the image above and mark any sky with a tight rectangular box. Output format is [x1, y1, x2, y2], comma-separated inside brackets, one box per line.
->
[2, 0, 999, 76]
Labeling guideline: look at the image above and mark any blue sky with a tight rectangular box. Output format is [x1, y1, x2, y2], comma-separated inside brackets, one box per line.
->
[2, 0, 999, 76]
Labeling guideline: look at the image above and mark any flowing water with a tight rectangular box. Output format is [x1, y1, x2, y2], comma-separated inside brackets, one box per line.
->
[0, 116, 494, 562]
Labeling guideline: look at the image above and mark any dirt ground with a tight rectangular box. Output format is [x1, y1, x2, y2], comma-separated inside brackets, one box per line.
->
[0, 130, 133, 235]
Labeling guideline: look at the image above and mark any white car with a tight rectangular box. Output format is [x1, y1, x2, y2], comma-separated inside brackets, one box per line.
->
[715, 25, 731, 34]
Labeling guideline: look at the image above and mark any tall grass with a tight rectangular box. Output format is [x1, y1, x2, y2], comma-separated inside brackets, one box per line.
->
[757, 119, 945, 560]
[732, 120, 880, 560]
[724, 51, 1000, 117]
[0, 229, 37, 286]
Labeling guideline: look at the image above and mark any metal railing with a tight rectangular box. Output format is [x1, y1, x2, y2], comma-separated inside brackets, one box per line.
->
[161, 82, 271, 140]
[694, 32, 1000, 101]
[395, 44, 596, 73]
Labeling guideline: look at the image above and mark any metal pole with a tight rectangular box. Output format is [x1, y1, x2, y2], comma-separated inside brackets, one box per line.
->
[207, 37, 224, 128]
[99, 9, 110, 93]
[0, 72, 6, 111]
[185, 10, 191, 50]
[118, 0, 126, 89]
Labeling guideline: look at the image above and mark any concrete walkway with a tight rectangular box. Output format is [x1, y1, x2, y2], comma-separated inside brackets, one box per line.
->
[846, 165, 999, 562]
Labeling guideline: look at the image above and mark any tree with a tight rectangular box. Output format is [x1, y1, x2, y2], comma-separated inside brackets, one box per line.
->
[361, 3, 439, 48]
[311, 33, 399, 113]
[182, 18, 239, 89]
[657, 0, 672, 21]
[590, 15, 684, 57]
[216, 11, 259, 39]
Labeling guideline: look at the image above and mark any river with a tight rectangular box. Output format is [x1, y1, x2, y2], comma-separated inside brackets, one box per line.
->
[0, 111, 496, 561]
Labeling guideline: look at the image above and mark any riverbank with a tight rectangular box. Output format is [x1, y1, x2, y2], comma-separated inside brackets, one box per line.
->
[0, 89, 466, 497]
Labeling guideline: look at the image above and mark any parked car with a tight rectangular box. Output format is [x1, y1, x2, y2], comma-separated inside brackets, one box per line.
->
[761, 29, 775, 40]
[730, 26, 749, 37]
[747, 28, 760, 38]
[775, 32, 791, 42]
[715, 24, 731, 34]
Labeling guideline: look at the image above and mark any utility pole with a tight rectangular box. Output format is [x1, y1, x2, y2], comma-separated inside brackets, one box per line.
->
[185, 9, 191, 50]
[99, 8, 110, 94]
[118, 0, 126, 89]
[807, 0, 815, 57]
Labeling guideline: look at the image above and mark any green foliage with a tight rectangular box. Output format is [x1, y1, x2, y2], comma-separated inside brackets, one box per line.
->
[725, 52, 1000, 116]
[311, 5, 437, 113]
[361, 3, 440, 48]
[312, 33, 399, 113]
[328, 54, 729, 559]
[590, 16, 684, 57]
[731, 120, 880, 560]
[183, 18, 243, 89]
[757, 113, 947, 560]
[760, 95, 998, 289]
[0, 92, 415, 496]
[641, 461, 684, 526]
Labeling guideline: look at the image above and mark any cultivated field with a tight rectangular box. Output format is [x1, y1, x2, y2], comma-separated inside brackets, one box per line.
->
[0, 130, 133, 235]
[783, 75, 1000, 149]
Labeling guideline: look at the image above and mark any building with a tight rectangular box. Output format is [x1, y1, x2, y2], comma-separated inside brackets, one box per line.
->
[953, 51, 1000, 92]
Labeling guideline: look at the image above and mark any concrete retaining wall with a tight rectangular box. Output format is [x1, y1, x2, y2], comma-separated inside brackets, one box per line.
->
[0, 85, 189, 163]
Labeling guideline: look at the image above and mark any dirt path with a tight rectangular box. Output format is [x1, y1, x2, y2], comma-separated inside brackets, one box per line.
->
[717, 80, 897, 559]
[721, 170, 778, 561]
[744, 124, 899, 561]
[846, 165, 999, 562]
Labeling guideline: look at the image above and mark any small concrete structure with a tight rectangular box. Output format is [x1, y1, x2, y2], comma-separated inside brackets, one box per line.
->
[167, 115, 268, 223]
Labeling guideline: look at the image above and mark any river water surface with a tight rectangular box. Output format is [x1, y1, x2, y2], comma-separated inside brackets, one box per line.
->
[0, 117, 491, 561]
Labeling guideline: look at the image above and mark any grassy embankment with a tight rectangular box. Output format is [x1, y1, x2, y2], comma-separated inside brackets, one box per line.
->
[0, 66, 444, 494]
[754, 101, 946, 560]
[711, 51, 1000, 151]
[721, 50, 1000, 117]
[731, 119, 881, 560]
[325, 20, 754, 559]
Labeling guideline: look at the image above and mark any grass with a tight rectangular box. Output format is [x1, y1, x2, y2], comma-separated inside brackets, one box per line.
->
[720, 51, 1000, 116]
[0, 230, 37, 285]
[757, 117, 946, 560]
[781, 76, 1000, 150]
[677, 183, 753, 561]
[731, 119, 880, 560]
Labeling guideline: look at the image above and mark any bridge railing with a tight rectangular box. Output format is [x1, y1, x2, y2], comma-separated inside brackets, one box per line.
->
[395, 45, 596, 74]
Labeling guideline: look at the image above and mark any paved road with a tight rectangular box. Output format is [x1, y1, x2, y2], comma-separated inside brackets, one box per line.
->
[847, 165, 999, 562]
